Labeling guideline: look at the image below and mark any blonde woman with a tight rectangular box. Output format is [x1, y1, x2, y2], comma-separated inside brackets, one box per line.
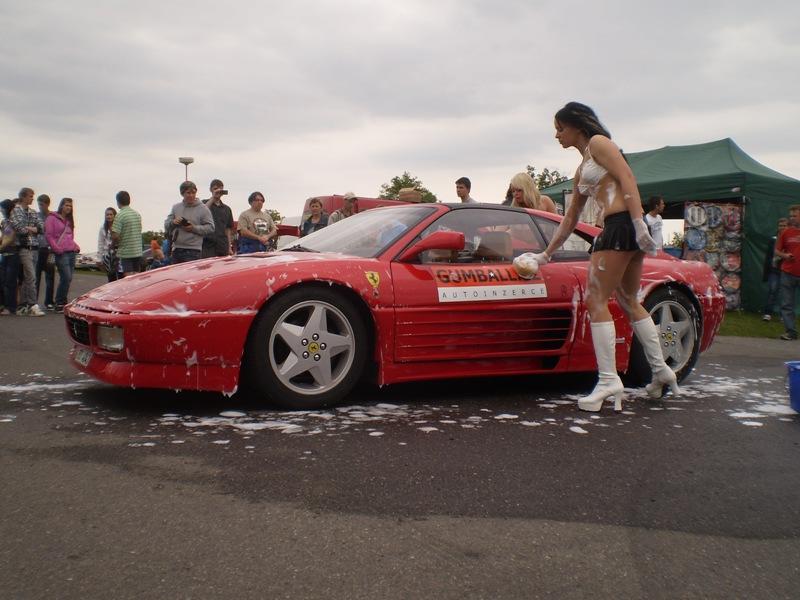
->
[509, 172, 558, 213]
[523, 102, 674, 413]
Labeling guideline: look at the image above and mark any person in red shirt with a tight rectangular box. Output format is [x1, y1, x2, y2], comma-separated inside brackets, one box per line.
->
[776, 204, 800, 340]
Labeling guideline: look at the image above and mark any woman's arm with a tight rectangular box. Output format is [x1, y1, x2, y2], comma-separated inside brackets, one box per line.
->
[542, 168, 588, 258]
[540, 194, 558, 214]
[44, 215, 61, 252]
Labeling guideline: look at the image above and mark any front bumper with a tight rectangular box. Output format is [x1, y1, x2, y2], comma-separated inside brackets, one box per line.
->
[64, 303, 256, 394]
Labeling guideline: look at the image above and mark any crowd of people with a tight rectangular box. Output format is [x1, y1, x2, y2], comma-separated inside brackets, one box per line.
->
[0, 177, 295, 316]
[1, 189, 80, 316]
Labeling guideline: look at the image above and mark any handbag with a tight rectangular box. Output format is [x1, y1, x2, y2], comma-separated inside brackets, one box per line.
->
[102, 247, 118, 272]
[44, 222, 68, 263]
[0, 221, 15, 251]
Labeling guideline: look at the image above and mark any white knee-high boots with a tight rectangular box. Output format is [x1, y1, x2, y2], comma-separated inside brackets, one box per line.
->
[579, 321, 625, 412]
[632, 317, 680, 398]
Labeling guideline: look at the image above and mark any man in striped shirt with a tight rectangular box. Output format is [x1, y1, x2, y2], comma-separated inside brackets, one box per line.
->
[111, 191, 143, 277]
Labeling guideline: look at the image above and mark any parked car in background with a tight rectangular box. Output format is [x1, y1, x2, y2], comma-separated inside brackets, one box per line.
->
[75, 252, 102, 270]
[276, 216, 301, 249]
[65, 203, 725, 410]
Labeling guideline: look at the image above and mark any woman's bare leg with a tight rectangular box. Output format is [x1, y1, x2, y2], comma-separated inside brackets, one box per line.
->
[616, 251, 681, 397]
[580, 249, 640, 412]
[614, 251, 649, 322]
[586, 250, 641, 322]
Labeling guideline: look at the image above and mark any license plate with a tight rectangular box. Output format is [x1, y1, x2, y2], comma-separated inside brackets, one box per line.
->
[75, 348, 93, 367]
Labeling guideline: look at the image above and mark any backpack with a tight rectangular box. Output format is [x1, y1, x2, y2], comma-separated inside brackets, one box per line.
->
[0, 220, 15, 251]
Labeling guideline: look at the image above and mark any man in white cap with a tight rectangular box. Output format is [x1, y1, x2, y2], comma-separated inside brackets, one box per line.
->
[329, 192, 358, 224]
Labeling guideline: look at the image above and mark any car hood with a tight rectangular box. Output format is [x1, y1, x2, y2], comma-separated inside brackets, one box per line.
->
[74, 252, 382, 313]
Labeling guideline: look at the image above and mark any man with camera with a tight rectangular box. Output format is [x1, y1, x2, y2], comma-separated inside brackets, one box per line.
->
[165, 181, 215, 264]
[202, 178, 234, 258]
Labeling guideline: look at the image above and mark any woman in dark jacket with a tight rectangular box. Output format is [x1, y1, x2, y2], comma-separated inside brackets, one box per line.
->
[300, 198, 329, 236]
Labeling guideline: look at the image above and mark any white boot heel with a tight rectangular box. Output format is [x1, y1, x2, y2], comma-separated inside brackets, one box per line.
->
[579, 322, 624, 413]
[578, 380, 625, 412]
[632, 317, 681, 399]
[645, 368, 680, 399]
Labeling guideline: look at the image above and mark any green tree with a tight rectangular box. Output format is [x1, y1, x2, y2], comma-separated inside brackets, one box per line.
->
[526, 165, 569, 190]
[267, 209, 282, 224]
[379, 171, 438, 203]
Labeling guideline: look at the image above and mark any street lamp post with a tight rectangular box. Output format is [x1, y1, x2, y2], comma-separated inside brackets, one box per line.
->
[178, 157, 194, 181]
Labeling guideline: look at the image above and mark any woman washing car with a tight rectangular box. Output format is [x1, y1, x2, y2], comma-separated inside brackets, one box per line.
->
[520, 102, 677, 412]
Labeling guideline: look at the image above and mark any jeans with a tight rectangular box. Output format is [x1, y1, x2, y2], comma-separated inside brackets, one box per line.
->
[237, 238, 266, 254]
[2, 252, 20, 312]
[172, 248, 202, 264]
[764, 271, 781, 315]
[35, 247, 55, 306]
[779, 271, 800, 335]
[119, 256, 142, 275]
[18, 247, 37, 306]
[54, 251, 76, 307]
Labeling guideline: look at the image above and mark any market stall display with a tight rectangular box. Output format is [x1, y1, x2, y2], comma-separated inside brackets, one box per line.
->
[684, 202, 743, 309]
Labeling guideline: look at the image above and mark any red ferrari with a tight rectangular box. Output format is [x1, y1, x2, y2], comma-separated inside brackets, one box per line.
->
[64, 204, 725, 409]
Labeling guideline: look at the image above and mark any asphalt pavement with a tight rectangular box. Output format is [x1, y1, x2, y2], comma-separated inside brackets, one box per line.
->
[1, 271, 799, 599]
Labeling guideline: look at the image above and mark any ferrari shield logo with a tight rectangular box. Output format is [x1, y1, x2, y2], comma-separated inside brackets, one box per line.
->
[365, 271, 380, 288]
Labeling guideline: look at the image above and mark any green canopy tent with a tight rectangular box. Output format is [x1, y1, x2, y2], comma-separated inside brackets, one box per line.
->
[541, 138, 800, 312]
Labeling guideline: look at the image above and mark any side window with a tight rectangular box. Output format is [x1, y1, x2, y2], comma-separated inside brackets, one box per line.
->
[534, 217, 592, 259]
[417, 209, 546, 264]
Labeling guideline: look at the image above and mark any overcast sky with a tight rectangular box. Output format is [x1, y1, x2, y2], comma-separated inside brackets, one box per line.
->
[2, 0, 798, 252]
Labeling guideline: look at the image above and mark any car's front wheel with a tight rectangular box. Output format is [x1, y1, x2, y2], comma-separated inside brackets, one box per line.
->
[625, 288, 701, 387]
[244, 287, 368, 409]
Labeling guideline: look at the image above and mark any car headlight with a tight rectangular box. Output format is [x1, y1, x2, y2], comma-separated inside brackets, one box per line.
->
[96, 325, 124, 352]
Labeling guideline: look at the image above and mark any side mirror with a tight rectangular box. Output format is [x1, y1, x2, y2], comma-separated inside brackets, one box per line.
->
[397, 230, 465, 262]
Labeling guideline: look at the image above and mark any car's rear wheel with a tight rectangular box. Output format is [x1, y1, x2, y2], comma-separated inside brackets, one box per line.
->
[625, 288, 700, 387]
[244, 287, 368, 409]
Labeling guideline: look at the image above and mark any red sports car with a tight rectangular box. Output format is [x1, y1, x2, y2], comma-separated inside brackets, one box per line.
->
[64, 204, 725, 409]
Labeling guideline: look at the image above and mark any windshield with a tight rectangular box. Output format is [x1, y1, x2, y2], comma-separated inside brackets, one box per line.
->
[282, 205, 437, 258]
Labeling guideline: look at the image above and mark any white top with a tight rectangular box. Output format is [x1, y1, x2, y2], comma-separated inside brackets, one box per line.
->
[577, 145, 608, 198]
[644, 213, 664, 249]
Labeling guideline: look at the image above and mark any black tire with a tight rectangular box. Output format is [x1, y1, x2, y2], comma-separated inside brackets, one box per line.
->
[625, 288, 701, 387]
[243, 287, 369, 410]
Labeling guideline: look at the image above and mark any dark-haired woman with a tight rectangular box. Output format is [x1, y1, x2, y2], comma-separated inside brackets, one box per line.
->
[521, 102, 675, 412]
[45, 198, 80, 312]
[300, 198, 329, 237]
[98, 207, 120, 282]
